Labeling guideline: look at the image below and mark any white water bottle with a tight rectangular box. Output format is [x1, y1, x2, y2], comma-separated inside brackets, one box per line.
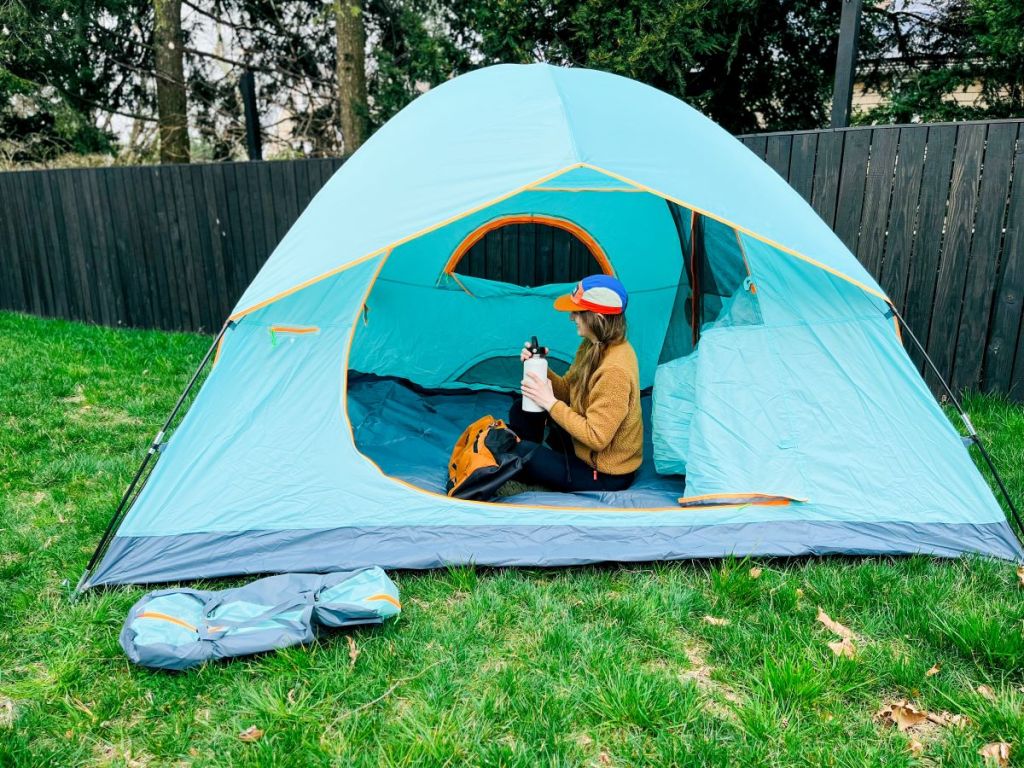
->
[522, 336, 548, 412]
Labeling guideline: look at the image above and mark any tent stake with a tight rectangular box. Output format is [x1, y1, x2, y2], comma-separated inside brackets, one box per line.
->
[890, 305, 1024, 541]
[75, 321, 232, 594]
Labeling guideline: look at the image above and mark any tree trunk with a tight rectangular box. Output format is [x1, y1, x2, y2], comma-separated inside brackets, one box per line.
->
[335, 0, 367, 154]
[154, 0, 189, 163]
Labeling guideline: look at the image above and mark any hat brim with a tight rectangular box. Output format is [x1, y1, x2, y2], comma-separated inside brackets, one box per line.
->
[553, 294, 580, 312]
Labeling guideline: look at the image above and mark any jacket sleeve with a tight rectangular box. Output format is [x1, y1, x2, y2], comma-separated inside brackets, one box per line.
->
[548, 366, 631, 452]
[547, 367, 571, 403]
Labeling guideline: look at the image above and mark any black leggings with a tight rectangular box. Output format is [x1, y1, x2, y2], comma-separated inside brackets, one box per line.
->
[507, 398, 636, 493]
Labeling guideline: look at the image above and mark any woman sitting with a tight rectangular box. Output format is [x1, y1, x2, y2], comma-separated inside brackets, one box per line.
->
[510, 274, 643, 493]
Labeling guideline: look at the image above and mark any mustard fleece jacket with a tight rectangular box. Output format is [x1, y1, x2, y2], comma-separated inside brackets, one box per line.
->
[547, 339, 643, 475]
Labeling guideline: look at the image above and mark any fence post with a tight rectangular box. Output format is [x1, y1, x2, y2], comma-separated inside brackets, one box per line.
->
[830, 0, 863, 128]
[239, 70, 262, 161]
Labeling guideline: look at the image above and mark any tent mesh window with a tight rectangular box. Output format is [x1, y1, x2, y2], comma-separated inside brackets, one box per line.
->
[454, 222, 605, 288]
[694, 215, 763, 332]
[659, 203, 763, 364]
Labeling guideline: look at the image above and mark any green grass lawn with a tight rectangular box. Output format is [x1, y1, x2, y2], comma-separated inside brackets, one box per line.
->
[2, 309, 1024, 767]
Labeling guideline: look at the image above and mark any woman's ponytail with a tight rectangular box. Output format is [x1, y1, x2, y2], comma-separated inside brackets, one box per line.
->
[572, 311, 627, 408]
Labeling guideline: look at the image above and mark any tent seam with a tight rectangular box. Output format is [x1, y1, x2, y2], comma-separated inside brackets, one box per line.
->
[545, 66, 583, 163]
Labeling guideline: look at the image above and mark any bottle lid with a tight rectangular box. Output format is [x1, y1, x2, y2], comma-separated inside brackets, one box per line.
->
[529, 336, 545, 357]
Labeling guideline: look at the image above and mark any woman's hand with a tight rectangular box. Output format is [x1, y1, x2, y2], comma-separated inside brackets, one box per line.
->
[521, 372, 557, 411]
[519, 341, 549, 362]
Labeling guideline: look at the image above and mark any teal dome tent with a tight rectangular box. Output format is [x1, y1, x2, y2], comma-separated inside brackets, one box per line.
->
[80, 64, 1021, 589]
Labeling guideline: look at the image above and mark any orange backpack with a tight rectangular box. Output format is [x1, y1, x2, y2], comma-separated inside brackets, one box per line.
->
[446, 416, 534, 500]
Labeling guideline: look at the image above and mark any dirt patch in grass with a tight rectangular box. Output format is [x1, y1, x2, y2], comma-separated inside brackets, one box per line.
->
[67, 404, 143, 428]
[678, 641, 743, 721]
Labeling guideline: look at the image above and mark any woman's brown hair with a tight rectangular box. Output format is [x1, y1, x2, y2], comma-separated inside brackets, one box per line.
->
[571, 311, 627, 408]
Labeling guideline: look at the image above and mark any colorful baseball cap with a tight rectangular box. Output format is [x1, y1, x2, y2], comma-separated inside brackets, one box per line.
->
[553, 274, 628, 315]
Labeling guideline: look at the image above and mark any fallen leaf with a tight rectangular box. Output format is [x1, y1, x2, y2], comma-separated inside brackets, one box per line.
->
[979, 742, 1011, 767]
[69, 697, 96, 721]
[816, 608, 854, 640]
[703, 615, 730, 626]
[598, 751, 612, 766]
[749, 567, 763, 579]
[908, 738, 924, 756]
[925, 663, 941, 678]
[64, 729, 73, 740]
[828, 637, 857, 659]
[876, 701, 929, 732]
[287, 688, 297, 705]
[575, 733, 594, 749]
[347, 636, 359, 668]
[0, 698, 13, 728]
[925, 710, 967, 727]
[978, 685, 997, 701]
[238, 725, 264, 743]
[795, 588, 804, 599]
[1017, 565, 1024, 587]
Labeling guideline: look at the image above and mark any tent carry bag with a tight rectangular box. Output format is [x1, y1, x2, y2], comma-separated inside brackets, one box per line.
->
[120, 568, 400, 671]
[446, 415, 535, 500]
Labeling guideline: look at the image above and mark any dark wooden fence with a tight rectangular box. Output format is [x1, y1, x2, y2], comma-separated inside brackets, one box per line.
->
[2, 119, 1023, 398]
[739, 119, 1024, 400]
[0, 158, 343, 333]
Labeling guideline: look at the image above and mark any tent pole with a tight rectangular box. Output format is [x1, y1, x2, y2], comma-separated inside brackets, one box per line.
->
[889, 305, 1024, 540]
[74, 320, 232, 594]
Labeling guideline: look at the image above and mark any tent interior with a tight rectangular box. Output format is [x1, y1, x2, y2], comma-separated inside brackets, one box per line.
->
[345, 167, 761, 508]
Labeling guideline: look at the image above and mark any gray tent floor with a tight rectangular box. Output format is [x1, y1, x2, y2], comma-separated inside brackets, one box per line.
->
[348, 373, 687, 509]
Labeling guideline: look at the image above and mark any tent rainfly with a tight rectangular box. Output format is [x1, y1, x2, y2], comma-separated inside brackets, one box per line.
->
[80, 64, 1022, 590]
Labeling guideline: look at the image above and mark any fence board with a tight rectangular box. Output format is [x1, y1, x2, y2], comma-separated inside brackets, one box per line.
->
[537, 224, 554, 285]
[103, 168, 147, 327]
[161, 166, 196, 329]
[903, 125, 958, 372]
[952, 122, 1018, 391]
[55, 169, 98, 323]
[788, 132, 818, 203]
[257, 162, 281, 264]
[3, 173, 34, 312]
[501, 223, 519, 285]
[9, 172, 46, 316]
[519, 223, 536, 286]
[140, 166, 177, 329]
[857, 128, 900, 278]
[231, 163, 262, 286]
[810, 132, 844, 228]
[925, 124, 986, 390]
[209, 163, 242, 308]
[742, 135, 767, 160]
[878, 127, 927, 310]
[833, 130, 871, 252]
[197, 165, 232, 325]
[467, 239, 485, 276]
[3, 125, 1024, 398]
[557, 228, 573, 280]
[87, 168, 124, 326]
[33, 171, 71, 319]
[765, 134, 793, 180]
[485, 226, 501, 280]
[985, 124, 1024, 396]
